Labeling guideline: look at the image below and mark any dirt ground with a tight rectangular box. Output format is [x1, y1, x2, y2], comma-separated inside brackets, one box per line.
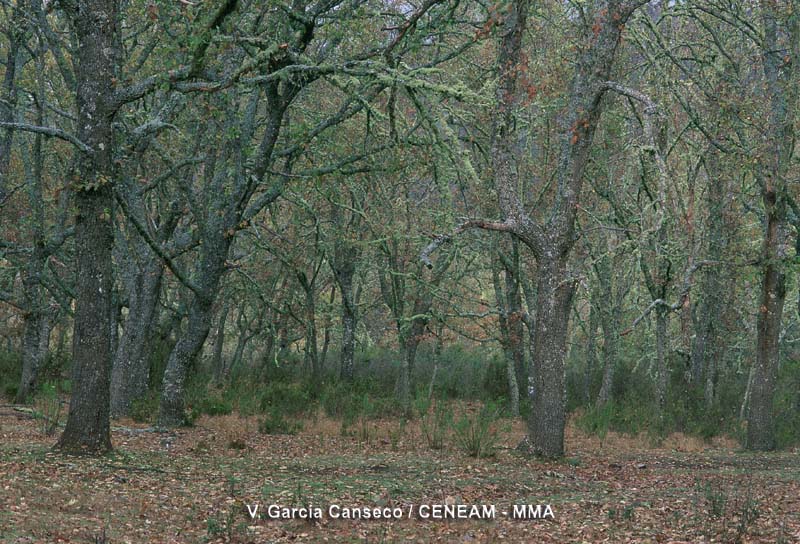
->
[1, 405, 798, 543]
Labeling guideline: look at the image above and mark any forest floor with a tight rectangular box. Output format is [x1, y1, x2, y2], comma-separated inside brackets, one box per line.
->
[1, 404, 799, 544]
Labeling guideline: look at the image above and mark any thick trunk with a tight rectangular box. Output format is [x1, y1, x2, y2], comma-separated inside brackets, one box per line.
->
[57, 0, 118, 455]
[522, 252, 573, 458]
[110, 261, 162, 417]
[158, 297, 214, 426]
[745, 5, 793, 452]
[58, 187, 115, 454]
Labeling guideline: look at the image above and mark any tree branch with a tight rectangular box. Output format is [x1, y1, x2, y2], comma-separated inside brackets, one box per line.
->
[0, 122, 91, 153]
[420, 219, 517, 268]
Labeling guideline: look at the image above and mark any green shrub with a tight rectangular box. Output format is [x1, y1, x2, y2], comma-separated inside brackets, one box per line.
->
[198, 395, 233, 416]
[259, 409, 302, 435]
[775, 358, 800, 448]
[259, 382, 313, 417]
[453, 402, 500, 458]
[130, 393, 159, 423]
[0, 350, 21, 400]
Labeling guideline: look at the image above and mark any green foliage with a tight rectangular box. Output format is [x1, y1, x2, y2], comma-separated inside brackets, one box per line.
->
[259, 409, 302, 435]
[572, 352, 748, 443]
[0, 349, 21, 400]
[129, 393, 159, 424]
[258, 382, 313, 417]
[196, 394, 233, 416]
[774, 358, 800, 448]
[452, 402, 501, 458]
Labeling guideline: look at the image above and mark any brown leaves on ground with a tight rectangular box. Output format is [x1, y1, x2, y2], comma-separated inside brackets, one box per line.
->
[0, 409, 798, 543]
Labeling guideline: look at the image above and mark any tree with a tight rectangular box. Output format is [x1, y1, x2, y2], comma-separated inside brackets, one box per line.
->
[425, 0, 646, 457]
[745, 0, 797, 451]
[57, 0, 120, 455]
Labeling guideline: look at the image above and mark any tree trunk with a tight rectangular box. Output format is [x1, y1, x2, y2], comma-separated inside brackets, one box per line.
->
[522, 251, 574, 458]
[492, 255, 520, 416]
[302, 280, 320, 387]
[227, 309, 251, 380]
[340, 290, 357, 382]
[745, 4, 794, 452]
[503, 244, 527, 402]
[58, 189, 115, 454]
[16, 255, 48, 402]
[212, 301, 230, 382]
[747, 212, 787, 450]
[596, 317, 617, 408]
[157, 239, 228, 425]
[398, 329, 422, 414]
[690, 151, 728, 406]
[0, 2, 22, 202]
[655, 307, 668, 417]
[57, 0, 118, 455]
[585, 299, 599, 406]
[158, 297, 214, 426]
[110, 261, 162, 417]
[18, 313, 44, 402]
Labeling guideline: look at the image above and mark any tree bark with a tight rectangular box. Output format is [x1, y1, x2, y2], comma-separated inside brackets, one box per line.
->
[57, 0, 118, 455]
[158, 296, 215, 426]
[158, 234, 229, 425]
[585, 297, 599, 406]
[486, 0, 642, 457]
[492, 253, 520, 416]
[690, 150, 729, 407]
[110, 260, 162, 417]
[212, 301, 230, 382]
[522, 250, 574, 457]
[655, 307, 668, 416]
[745, 3, 796, 451]
[340, 283, 357, 382]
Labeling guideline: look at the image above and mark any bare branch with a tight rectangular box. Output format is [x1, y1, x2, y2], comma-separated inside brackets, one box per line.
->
[0, 122, 92, 153]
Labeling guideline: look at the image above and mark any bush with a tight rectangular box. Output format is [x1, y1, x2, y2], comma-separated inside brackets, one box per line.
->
[775, 358, 800, 448]
[130, 393, 159, 423]
[196, 393, 233, 416]
[258, 382, 313, 417]
[453, 402, 501, 458]
[0, 350, 21, 400]
[259, 409, 302, 435]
